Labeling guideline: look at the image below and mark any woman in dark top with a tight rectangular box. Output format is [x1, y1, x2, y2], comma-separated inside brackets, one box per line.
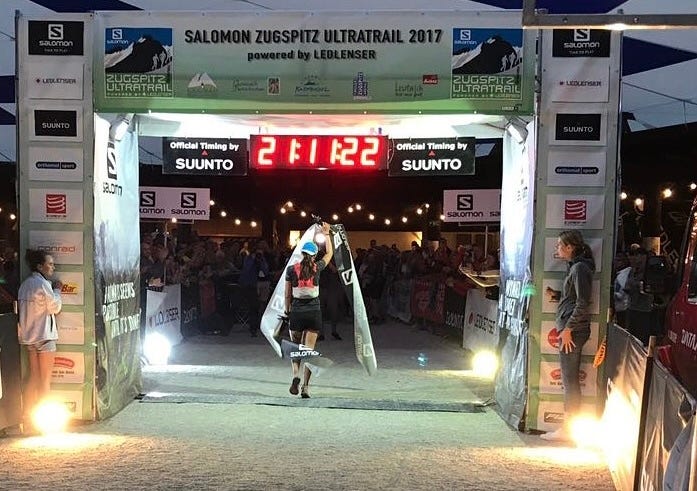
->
[284, 222, 333, 398]
[541, 230, 595, 441]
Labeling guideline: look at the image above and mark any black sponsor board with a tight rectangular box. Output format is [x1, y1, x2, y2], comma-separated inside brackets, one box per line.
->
[554, 113, 601, 141]
[162, 137, 248, 176]
[34, 109, 78, 137]
[388, 137, 475, 177]
[28, 21, 84, 56]
[552, 29, 610, 58]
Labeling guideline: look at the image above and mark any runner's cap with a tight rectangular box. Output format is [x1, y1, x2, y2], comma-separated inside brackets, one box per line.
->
[301, 242, 319, 256]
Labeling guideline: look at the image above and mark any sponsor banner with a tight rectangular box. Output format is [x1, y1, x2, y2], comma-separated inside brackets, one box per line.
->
[51, 351, 85, 384]
[546, 148, 606, 187]
[27, 146, 83, 182]
[547, 60, 609, 103]
[540, 320, 599, 356]
[545, 193, 605, 229]
[56, 311, 85, 345]
[543, 237, 603, 272]
[104, 27, 173, 98]
[94, 11, 534, 114]
[541, 278, 600, 315]
[25, 60, 84, 100]
[443, 189, 500, 223]
[552, 29, 611, 58]
[55, 271, 84, 305]
[538, 360, 597, 396]
[410, 279, 445, 324]
[28, 20, 84, 56]
[551, 112, 606, 146]
[94, 114, 142, 419]
[28, 230, 83, 265]
[162, 137, 248, 176]
[47, 389, 84, 419]
[29, 107, 83, 142]
[146, 284, 183, 347]
[140, 186, 210, 220]
[462, 288, 499, 353]
[387, 137, 475, 177]
[28, 188, 83, 223]
[451, 28, 524, 104]
[536, 400, 597, 432]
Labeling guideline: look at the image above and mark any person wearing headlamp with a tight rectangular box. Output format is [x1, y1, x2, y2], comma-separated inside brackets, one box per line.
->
[284, 222, 333, 398]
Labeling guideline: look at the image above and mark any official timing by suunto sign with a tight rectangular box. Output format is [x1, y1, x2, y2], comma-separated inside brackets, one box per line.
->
[552, 29, 610, 58]
[28, 20, 85, 56]
[162, 138, 248, 176]
[93, 11, 535, 115]
[388, 137, 475, 177]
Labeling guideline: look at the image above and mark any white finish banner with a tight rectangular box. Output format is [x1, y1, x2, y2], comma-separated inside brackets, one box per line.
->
[29, 188, 83, 223]
[140, 186, 210, 220]
[25, 60, 84, 100]
[462, 288, 499, 353]
[544, 194, 605, 229]
[28, 230, 84, 265]
[28, 146, 84, 182]
[538, 360, 597, 397]
[146, 284, 183, 347]
[51, 352, 85, 384]
[546, 148, 606, 187]
[442, 189, 500, 223]
[56, 311, 85, 345]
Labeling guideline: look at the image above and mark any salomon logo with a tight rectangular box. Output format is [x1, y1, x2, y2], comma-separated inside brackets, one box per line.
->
[341, 269, 354, 285]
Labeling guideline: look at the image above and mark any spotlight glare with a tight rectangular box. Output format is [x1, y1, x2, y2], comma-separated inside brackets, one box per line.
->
[32, 400, 71, 435]
[143, 332, 171, 366]
[472, 350, 498, 379]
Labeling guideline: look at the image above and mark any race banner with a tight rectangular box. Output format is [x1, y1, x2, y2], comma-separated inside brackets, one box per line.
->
[442, 189, 501, 223]
[145, 284, 183, 348]
[139, 186, 210, 220]
[462, 288, 499, 353]
[162, 137, 248, 176]
[93, 11, 534, 114]
[94, 114, 142, 419]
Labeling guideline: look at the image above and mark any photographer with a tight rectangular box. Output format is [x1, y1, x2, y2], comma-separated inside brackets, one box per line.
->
[238, 245, 269, 337]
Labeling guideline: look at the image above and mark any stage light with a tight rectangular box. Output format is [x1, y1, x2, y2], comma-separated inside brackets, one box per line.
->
[32, 400, 71, 435]
[369, 214, 375, 220]
[300, 211, 307, 217]
[384, 218, 391, 225]
[401, 216, 407, 223]
[143, 332, 171, 366]
[209, 200, 215, 206]
[220, 211, 227, 217]
[416, 208, 423, 215]
[662, 188, 673, 199]
[620, 192, 627, 200]
[251, 221, 257, 228]
[472, 350, 498, 379]
[234, 218, 241, 225]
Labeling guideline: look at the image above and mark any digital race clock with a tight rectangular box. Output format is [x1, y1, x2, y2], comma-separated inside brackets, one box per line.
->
[249, 135, 388, 170]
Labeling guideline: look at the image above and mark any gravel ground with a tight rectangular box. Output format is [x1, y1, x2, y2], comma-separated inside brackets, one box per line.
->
[0, 320, 615, 490]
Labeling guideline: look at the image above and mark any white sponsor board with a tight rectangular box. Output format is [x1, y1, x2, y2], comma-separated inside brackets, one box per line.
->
[55, 271, 84, 306]
[546, 149, 606, 187]
[545, 194, 605, 229]
[29, 188, 83, 223]
[541, 278, 600, 314]
[28, 230, 83, 265]
[51, 351, 85, 384]
[28, 146, 84, 182]
[26, 60, 84, 100]
[543, 237, 603, 272]
[56, 311, 85, 345]
[146, 284, 182, 347]
[48, 389, 84, 418]
[139, 186, 210, 220]
[538, 360, 597, 396]
[536, 400, 597, 432]
[546, 60, 609, 103]
[442, 189, 500, 223]
[462, 288, 499, 352]
[539, 320, 599, 356]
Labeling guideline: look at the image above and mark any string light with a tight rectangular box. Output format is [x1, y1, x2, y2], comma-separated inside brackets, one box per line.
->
[300, 211, 307, 217]
[286, 201, 294, 208]
[234, 218, 241, 225]
[424, 203, 430, 209]
[401, 216, 407, 223]
[209, 200, 215, 206]
[280, 208, 286, 214]
[10, 214, 16, 220]
[384, 218, 391, 225]
[220, 211, 227, 217]
[332, 214, 339, 221]
[250, 221, 257, 228]
[348, 206, 354, 213]
[416, 208, 423, 215]
[355, 204, 362, 210]
[690, 182, 696, 191]
[439, 214, 445, 220]
[368, 214, 375, 220]
[620, 192, 627, 200]
[170, 218, 177, 223]
[662, 188, 673, 199]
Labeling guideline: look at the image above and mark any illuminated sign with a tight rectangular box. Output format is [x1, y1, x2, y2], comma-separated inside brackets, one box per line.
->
[249, 135, 387, 170]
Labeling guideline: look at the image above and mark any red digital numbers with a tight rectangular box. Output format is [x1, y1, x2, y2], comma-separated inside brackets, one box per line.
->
[250, 135, 387, 170]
